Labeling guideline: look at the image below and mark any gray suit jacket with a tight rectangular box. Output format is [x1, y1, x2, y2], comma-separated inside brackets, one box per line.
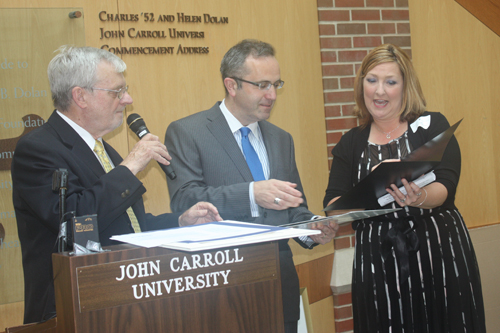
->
[165, 102, 314, 322]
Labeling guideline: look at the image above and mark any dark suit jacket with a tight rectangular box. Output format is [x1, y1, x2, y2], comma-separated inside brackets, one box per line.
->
[12, 111, 180, 324]
[165, 102, 314, 322]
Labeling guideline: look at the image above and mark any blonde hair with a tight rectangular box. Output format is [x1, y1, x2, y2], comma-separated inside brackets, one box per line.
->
[353, 44, 426, 126]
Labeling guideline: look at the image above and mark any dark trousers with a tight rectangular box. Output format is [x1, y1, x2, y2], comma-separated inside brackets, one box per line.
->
[284, 321, 298, 333]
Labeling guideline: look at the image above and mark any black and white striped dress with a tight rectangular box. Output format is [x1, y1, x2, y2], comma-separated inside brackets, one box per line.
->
[351, 132, 485, 332]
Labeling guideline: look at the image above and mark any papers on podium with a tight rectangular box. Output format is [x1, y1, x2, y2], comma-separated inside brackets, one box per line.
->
[111, 220, 321, 252]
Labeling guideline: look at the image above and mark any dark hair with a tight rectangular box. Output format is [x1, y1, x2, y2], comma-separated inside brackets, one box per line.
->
[220, 39, 275, 94]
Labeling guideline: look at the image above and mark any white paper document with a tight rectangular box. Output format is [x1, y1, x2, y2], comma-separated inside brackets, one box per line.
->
[111, 220, 321, 252]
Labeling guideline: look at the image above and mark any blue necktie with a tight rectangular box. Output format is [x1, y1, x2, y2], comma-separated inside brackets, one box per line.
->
[240, 127, 265, 181]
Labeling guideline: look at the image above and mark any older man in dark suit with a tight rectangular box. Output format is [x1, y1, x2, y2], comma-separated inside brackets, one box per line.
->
[165, 39, 338, 333]
[12, 46, 221, 324]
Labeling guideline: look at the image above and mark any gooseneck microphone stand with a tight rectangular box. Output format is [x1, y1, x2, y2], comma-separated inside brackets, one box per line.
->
[52, 168, 68, 252]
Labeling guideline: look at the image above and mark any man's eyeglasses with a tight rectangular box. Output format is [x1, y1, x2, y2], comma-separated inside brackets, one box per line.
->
[92, 85, 129, 100]
[230, 77, 284, 91]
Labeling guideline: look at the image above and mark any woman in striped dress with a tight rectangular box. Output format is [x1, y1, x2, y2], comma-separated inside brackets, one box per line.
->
[323, 44, 485, 332]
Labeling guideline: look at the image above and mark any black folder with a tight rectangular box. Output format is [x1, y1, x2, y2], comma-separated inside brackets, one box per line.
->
[323, 118, 462, 211]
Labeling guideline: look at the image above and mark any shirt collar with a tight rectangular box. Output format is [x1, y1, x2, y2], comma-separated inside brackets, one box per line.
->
[220, 99, 259, 135]
[56, 110, 102, 150]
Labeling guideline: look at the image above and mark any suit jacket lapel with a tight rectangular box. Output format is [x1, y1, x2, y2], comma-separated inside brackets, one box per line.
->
[205, 104, 254, 182]
[46, 111, 107, 178]
[259, 120, 279, 179]
[103, 141, 124, 167]
[47, 111, 142, 223]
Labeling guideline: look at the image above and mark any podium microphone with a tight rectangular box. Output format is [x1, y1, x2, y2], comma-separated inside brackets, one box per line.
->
[52, 168, 69, 252]
[126, 113, 177, 180]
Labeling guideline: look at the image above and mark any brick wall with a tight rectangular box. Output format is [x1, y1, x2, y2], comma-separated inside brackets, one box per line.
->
[316, 0, 411, 332]
[318, 0, 411, 166]
[332, 223, 356, 332]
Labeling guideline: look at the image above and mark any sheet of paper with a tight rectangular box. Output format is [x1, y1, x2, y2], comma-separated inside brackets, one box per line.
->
[111, 220, 321, 252]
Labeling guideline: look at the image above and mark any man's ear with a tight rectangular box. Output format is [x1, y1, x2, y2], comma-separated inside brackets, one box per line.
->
[72, 86, 88, 109]
[223, 77, 239, 97]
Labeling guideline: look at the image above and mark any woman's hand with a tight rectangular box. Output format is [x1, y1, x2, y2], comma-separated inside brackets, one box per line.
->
[386, 178, 423, 207]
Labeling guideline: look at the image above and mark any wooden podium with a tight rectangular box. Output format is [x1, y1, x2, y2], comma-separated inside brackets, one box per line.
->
[47, 242, 284, 332]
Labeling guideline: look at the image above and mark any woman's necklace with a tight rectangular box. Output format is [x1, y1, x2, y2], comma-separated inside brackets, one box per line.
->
[373, 122, 401, 139]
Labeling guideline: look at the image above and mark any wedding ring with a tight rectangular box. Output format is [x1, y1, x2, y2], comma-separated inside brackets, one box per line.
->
[274, 197, 281, 205]
[417, 192, 422, 196]
[400, 197, 406, 203]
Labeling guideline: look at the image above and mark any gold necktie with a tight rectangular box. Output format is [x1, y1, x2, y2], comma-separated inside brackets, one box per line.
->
[94, 140, 141, 233]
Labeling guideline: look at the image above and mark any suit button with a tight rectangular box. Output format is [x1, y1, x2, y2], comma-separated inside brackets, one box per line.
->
[121, 189, 130, 198]
[263, 212, 267, 218]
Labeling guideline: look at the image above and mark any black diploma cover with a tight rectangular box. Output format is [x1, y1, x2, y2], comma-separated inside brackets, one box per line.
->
[323, 118, 462, 211]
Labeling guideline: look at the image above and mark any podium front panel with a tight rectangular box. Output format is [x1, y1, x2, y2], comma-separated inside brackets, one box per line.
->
[53, 242, 284, 332]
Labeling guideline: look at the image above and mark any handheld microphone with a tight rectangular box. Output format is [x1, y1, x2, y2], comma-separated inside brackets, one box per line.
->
[126, 113, 177, 180]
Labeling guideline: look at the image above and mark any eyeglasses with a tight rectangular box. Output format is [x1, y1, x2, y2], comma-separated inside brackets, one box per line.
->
[230, 77, 284, 91]
[92, 85, 129, 100]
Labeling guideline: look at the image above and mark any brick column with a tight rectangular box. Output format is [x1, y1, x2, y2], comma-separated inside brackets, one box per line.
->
[317, 0, 411, 167]
[317, 1, 411, 332]
[330, 223, 356, 332]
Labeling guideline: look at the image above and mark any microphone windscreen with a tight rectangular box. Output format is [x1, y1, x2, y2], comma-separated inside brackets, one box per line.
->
[127, 113, 148, 137]
[127, 113, 141, 125]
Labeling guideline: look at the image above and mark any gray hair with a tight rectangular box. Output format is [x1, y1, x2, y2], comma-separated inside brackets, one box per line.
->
[47, 46, 126, 111]
[220, 39, 275, 94]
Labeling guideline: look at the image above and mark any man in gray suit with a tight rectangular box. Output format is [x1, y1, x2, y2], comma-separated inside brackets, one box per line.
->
[165, 39, 338, 333]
